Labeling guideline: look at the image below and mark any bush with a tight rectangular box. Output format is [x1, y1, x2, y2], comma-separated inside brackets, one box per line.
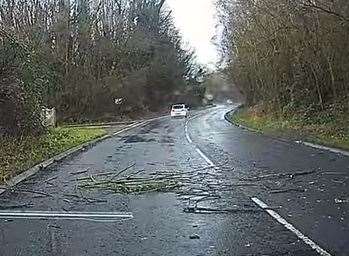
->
[0, 31, 50, 136]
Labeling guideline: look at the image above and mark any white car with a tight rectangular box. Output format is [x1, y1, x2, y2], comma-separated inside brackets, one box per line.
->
[170, 104, 189, 118]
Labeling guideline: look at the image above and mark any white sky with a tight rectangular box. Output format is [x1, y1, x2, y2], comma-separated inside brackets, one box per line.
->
[166, 0, 219, 68]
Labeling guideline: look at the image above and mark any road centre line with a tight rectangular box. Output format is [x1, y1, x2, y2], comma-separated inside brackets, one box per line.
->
[185, 115, 332, 256]
[185, 115, 214, 167]
[251, 197, 332, 256]
[185, 123, 193, 143]
[195, 148, 215, 167]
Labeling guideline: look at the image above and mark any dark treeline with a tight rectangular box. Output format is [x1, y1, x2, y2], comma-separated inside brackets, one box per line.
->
[218, 0, 349, 120]
[0, 0, 205, 135]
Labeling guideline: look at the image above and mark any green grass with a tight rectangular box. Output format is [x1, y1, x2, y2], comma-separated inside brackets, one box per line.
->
[230, 107, 349, 151]
[0, 127, 106, 183]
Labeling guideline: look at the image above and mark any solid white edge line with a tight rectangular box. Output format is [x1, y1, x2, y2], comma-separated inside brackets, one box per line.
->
[297, 141, 349, 157]
[112, 114, 170, 137]
[112, 121, 148, 136]
[251, 197, 332, 256]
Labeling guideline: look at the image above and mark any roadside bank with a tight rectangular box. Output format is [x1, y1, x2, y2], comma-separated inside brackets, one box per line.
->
[0, 127, 106, 184]
[226, 106, 349, 152]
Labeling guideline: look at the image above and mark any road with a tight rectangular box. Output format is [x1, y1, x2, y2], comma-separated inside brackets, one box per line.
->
[0, 105, 348, 256]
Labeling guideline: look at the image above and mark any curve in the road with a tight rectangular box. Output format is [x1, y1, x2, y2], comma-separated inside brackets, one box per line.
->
[185, 105, 333, 256]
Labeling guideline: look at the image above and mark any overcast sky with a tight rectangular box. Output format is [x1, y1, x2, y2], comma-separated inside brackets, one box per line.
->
[166, 0, 219, 68]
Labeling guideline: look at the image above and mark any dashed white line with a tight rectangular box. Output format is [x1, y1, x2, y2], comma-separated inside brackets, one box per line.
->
[185, 116, 214, 166]
[185, 123, 193, 143]
[195, 148, 215, 167]
[251, 197, 332, 256]
[185, 115, 332, 256]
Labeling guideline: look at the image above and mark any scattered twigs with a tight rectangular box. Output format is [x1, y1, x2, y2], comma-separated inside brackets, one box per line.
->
[183, 206, 262, 214]
[269, 188, 306, 194]
[110, 163, 136, 179]
[334, 198, 349, 204]
[331, 177, 349, 184]
[321, 172, 346, 175]
[95, 172, 116, 177]
[70, 169, 89, 176]
[76, 165, 313, 199]
[0, 203, 33, 210]
[11, 188, 54, 197]
[240, 170, 317, 182]
[125, 169, 147, 180]
[225, 183, 259, 187]
[79, 177, 180, 193]
[63, 193, 107, 203]
[43, 176, 58, 183]
[289, 170, 316, 179]
[77, 167, 220, 194]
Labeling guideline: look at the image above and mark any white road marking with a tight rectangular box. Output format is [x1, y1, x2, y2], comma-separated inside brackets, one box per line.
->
[113, 121, 148, 136]
[0, 211, 133, 222]
[112, 114, 170, 136]
[295, 141, 349, 157]
[195, 148, 215, 167]
[185, 115, 214, 167]
[251, 197, 332, 256]
[186, 113, 332, 256]
[185, 121, 193, 143]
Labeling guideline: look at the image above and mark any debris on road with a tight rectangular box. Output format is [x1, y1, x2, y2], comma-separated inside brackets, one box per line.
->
[189, 234, 200, 239]
[0, 203, 33, 210]
[9, 188, 54, 198]
[269, 188, 306, 194]
[79, 174, 181, 194]
[70, 169, 89, 176]
[110, 163, 136, 179]
[77, 166, 223, 194]
[43, 176, 58, 183]
[183, 206, 262, 214]
[335, 198, 349, 204]
[63, 193, 107, 204]
[240, 170, 316, 182]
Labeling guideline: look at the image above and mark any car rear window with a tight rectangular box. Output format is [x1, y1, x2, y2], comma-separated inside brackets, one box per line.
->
[172, 105, 185, 109]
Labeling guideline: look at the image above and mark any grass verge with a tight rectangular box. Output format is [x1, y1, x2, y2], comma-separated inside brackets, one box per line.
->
[229, 107, 349, 151]
[0, 127, 106, 183]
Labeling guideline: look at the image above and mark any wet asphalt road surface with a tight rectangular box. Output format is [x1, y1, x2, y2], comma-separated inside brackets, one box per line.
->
[0, 105, 348, 256]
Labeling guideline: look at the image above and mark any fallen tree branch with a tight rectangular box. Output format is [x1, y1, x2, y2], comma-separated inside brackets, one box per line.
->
[70, 169, 89, 176]
[63, 193, 107, 203]
[269, 188, 305, 194]
[241, 170, 316, 182]
[0, 203, 33, 210]
[11, 189, 54, 197]
[183, 206, 263, 214]
[110, 163, 136, 179]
